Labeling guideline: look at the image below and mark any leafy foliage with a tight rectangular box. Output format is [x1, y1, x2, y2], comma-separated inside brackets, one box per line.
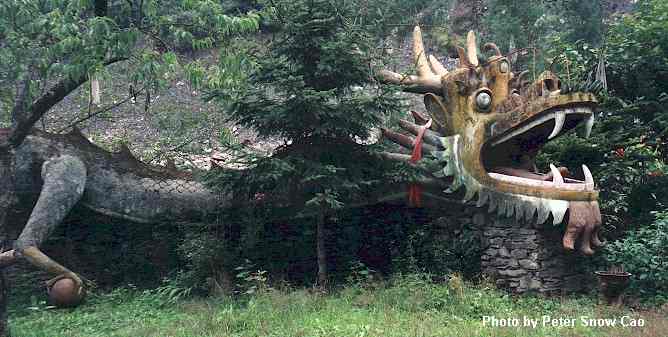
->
[483, 0, 604, 71]
[605, 211, 668, 303]
[0, 0, 259, 127]
[538, 0, 668, 229]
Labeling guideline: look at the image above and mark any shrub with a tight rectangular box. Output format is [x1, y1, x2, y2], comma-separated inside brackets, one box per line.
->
[604, 210, 668, 303]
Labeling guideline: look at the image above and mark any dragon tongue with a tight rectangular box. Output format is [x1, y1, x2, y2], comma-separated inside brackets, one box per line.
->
[490, 167, 545, 181]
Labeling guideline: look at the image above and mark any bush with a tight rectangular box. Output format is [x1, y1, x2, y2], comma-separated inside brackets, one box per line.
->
[604, 210, 668, 303]
[176, 223, 240, 293]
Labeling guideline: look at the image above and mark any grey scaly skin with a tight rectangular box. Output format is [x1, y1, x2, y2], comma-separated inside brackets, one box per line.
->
[0, 128, 225, 295]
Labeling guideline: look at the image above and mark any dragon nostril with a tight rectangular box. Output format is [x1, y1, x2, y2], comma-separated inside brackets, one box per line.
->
[543, 79, 558, 92]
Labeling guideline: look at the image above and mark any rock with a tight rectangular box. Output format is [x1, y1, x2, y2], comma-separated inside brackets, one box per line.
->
[519, 259, 539, 270]
[529, 279, 542, 290]
[488, 237, 504, 246]
[510, 242, 538, 250]
[498, 269, 527, 277]
[484, 229, 507, 237]
[511, 249, 528, 259]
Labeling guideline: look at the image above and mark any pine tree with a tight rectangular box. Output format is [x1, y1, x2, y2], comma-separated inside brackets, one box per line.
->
[211, 0, 403, 286]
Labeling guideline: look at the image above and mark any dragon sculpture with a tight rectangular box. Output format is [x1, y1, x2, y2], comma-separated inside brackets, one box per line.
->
[379, 27, 603, 256]
[0, 128, 224, 306]
[0, 26, 603, 308]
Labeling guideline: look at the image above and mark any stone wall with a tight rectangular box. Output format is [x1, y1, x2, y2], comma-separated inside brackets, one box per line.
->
[477, 211, 594, 294]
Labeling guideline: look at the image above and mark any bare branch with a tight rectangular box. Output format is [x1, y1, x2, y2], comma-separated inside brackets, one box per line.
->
[56, 86, 146, 133]
[7, 57, 127, 148]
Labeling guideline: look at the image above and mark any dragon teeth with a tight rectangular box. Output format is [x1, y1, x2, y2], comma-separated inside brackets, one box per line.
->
[549, 164, 564, 184]
[536, 202, 550, 224]
[548, 109, 567, 140]
[502, 198, 512, 218]
[550, 200, 569, 224]
[582, 164, 594, 191]
[524, 202, 536, 221]
[488, 195, 498, 212]
[478, 189, 573, 226]
[506, 199, 515, 218]
[496, 198, 505, 217]
[584, 113, 594, 138]
[515, 201, 525, 222]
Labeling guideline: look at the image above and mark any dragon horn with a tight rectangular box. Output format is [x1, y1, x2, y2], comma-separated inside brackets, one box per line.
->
[466, 31, 479, 67]
[456, 46, 473, 69]
[377, 26, 443, 95]
[377, 70, 442, 94]
[413, 26, 433, 77]
[428, 55, 448, 75]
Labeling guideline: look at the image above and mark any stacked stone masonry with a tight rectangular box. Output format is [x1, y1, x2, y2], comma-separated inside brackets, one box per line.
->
[477, 211, 592, 294]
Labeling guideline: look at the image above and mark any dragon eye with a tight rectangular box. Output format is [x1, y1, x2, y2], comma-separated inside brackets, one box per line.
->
[475, 91, 492, 111]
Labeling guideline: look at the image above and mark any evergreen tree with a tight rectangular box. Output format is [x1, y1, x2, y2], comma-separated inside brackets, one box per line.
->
[208, 0, 404, 285]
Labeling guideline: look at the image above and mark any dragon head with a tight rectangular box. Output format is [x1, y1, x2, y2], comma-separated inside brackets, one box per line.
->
[380, 27, 603, 255]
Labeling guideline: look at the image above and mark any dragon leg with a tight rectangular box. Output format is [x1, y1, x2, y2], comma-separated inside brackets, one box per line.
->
[10, 155, 87, 291]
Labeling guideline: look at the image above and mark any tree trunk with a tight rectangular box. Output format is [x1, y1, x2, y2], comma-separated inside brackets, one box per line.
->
[316, 212, 327, 287]
[90, 75, 101, 106]
[0, 145, 16, 337]
[0, 270, 7, 337]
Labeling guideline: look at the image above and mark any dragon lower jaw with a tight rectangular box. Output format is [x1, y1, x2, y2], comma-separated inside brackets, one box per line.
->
[488, 164, 594, 191]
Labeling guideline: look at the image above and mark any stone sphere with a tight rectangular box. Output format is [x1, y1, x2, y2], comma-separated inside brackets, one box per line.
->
[48, 277, 85, 308]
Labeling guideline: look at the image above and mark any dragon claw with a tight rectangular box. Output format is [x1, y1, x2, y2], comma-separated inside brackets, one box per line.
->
[46, 272, 91, 295]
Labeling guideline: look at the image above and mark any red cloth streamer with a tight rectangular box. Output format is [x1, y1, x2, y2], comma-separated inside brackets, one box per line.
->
[408, 119, 432, 207]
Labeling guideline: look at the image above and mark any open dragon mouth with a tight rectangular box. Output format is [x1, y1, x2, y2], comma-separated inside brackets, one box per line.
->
[482, 105, 595, 191]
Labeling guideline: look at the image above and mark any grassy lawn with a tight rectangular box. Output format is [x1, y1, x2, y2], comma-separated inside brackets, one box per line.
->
[9, 275, 667, 337]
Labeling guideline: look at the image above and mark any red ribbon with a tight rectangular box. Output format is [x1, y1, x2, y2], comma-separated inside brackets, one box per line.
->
[408, 119, 432, 207]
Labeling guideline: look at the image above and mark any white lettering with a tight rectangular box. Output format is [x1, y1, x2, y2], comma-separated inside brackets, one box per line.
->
[482, 316, 521, 327]
[523, 316, 538, 328]
[542, 316, 575, 327]
[483, 316, 492, 326]
[580, 316, 617, 327]
[621, 316, 645, 327]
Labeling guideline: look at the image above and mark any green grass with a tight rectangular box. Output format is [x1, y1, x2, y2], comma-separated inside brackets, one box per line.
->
[9, 275, 667, 337]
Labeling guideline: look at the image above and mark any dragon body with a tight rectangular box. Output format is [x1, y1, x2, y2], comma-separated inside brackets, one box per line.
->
[0, 128, 224, 302]
[13, 129, 221, 223]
